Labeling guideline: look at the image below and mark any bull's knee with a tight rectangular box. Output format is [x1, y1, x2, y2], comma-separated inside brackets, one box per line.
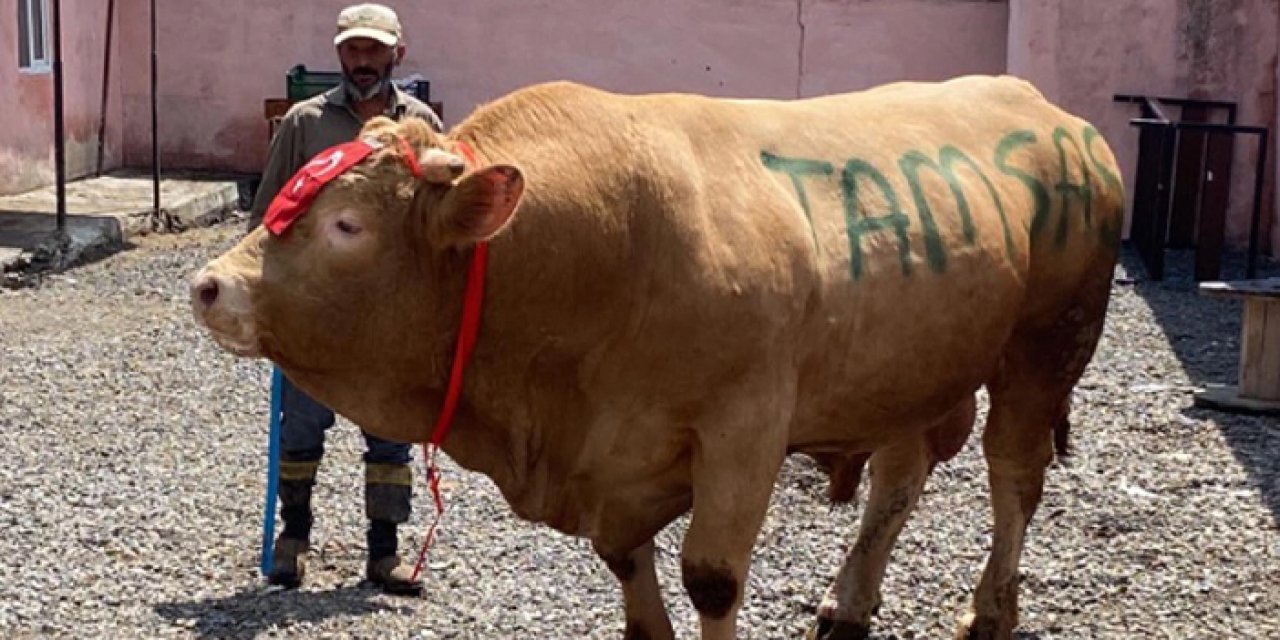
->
[681, 559, 738, 619]
[604, 552, 637, 582]
[624, 619, 655, 640]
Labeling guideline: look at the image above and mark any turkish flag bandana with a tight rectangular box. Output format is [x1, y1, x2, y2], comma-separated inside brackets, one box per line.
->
[262, 139, 381, 235]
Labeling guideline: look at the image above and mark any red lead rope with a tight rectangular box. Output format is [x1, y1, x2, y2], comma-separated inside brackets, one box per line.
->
[410, 140, 486, 582]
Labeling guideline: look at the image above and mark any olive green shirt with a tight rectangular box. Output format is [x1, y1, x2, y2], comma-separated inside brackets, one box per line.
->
[247, 84, 443, 230]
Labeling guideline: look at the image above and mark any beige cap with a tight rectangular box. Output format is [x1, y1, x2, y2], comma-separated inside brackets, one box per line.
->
[334, 3, 402, 47]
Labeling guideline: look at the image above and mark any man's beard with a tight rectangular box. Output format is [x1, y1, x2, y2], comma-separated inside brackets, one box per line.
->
[341, 63, 394, 102]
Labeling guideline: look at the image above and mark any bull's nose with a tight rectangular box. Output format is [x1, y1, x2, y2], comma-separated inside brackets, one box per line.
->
[190, 271, 228, 314]
[187, 266, 260, 357]
[194, 277, 219, 307]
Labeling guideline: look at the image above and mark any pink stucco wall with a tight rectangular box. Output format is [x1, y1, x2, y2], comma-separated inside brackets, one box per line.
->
[115, 0, 273, 174]
[112, 0, 1009, 176]
[1276, 4, 1280, 253]
[7, 0, 1278, 254]
[800, 0, 1008, 96]
[1008, 0, 1182, 239]
[1178, 0, 1277, 252]
[0, 0, 123, 195]
[1009, 0, 1279, 252]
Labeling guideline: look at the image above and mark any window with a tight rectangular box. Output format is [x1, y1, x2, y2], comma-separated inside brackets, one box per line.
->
[18, 0, 50, 74]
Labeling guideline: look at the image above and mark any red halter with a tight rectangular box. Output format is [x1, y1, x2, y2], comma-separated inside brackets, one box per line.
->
[410, 139, 487, 581]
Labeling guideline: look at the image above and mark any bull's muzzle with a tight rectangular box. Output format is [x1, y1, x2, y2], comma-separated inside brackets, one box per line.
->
[189, 266, 261, 357]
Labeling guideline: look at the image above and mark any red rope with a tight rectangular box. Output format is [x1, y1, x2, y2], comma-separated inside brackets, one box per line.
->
[398, 136, 423, 179]
[410, 139, 488, 582]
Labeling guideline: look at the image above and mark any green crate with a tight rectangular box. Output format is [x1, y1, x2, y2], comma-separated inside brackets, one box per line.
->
[286, 64, 343, 102]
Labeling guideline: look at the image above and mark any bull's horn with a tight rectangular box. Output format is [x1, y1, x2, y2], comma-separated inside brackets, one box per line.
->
[419, 148, 466, 183]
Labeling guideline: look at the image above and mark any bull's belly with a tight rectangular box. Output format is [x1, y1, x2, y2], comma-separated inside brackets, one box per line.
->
[788, 372, 986, 456]
[786, 282, 1023, 453]
[542, 461, 693, 548]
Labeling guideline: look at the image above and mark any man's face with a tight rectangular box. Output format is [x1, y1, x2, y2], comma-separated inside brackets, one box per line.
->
[337, 37, 402, 100]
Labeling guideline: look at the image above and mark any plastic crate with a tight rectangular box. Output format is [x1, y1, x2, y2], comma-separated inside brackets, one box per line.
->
[286, 65, 435, 105]
[286, 64, 342, 102]
[398, 78, 431, 103]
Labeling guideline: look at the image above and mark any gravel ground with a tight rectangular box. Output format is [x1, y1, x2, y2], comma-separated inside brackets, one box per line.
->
[1, 218, 1277, 639]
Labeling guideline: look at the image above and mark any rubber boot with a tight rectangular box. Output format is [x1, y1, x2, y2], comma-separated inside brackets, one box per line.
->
[364, 462, 423, 596]
[267, 460, 318, 588]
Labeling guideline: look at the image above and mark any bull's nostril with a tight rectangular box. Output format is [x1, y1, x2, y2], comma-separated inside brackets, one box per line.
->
[196, 279, 220, 307]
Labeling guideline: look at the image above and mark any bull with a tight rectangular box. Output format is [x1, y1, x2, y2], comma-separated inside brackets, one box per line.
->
[191, 75, 1125, 639]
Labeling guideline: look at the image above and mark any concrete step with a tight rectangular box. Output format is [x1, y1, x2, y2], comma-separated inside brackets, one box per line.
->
[0, 170, 246, 287]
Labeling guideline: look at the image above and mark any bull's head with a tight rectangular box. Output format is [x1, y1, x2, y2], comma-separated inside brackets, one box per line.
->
[188, 116, 524, 441]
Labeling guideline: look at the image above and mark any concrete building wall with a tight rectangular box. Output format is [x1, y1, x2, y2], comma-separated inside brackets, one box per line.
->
[7, 0, 1279, 254]
[111, 0, 1009, 175]
[800, 0, 1009, 97]
[0, 0, 123, 196]
[1008, 0, 1279, 251]
[1167, 0, 1276, 252]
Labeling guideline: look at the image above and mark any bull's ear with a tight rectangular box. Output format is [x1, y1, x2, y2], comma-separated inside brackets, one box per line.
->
[434, 165, 524, 245]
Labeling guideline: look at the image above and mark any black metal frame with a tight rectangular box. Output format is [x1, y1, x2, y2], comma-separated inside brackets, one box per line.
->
[1115, 94, 1270, 280]
[49, 0, 157, 236]
[52, 0, 65, 233]
[151, 0, 159, 219]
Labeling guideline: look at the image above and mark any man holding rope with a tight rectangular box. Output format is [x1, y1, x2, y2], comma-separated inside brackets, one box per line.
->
[246, 3, 443, 596]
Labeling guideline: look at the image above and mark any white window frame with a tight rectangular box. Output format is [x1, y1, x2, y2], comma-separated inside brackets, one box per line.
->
[18, 0, 52, 75]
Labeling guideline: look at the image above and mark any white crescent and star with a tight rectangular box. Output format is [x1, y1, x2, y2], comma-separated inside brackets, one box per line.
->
[290, 149, 347, 197]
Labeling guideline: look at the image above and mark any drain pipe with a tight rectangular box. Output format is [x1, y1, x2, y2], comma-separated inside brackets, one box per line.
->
[52, 0, 66, 233]
[95, 0, 115, 176]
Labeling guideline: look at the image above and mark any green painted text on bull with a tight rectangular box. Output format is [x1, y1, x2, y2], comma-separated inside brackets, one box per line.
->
[993, 130, 1051, 239]
[899, 146, 1016, 271]
[1052, 127, 1095, 246]
[1084, 125, 1127, 248]
[759, 151, 833, 250]
[842, 159, 913, 279]
[763, 125, 1105, 281]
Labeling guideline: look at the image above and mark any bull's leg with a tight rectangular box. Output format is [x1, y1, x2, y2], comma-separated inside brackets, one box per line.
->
[958, 286, 1110, 639]
[809, 395, 976, 640]
[957, 387, 1063, 640]
[597, 540, 675, 640]
[680, 403, 789, 640]
[809, 435, 930, 640]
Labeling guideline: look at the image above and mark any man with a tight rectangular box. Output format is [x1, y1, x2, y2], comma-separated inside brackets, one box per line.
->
[246, 3, 443, 596]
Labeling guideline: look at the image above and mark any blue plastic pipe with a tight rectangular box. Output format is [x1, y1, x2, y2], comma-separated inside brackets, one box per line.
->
[260, 366, 283, 576]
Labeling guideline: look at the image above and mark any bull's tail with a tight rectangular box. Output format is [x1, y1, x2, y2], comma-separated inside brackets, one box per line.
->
[1052, 398, 1072, 460]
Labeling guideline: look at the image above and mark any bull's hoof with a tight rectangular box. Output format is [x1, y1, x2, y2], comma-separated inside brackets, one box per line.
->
[954, 611, 1014, 640]
[805, 616, 871, 640]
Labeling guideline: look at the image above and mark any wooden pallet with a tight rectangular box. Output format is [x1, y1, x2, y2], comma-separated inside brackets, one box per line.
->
[1194, 277, 1280, 415]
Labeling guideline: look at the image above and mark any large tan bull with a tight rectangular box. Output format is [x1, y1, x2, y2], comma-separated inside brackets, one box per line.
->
[191, 75, 1124, 639]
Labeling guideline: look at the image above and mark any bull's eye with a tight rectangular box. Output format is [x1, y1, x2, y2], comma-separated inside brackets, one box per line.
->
[335, 218, 363, 235]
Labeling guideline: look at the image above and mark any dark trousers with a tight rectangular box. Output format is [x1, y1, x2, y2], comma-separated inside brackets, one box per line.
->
[275, 375, 413, 560]
[278, 375, 412, 465]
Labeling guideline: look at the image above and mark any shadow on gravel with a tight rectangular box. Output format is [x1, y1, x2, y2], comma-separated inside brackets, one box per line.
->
[153, 582, 415, 639]
[1119, 244, 1280, 525]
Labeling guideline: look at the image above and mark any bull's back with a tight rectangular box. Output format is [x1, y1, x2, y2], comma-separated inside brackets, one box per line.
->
[458, 76, 1123, 453]
[628, 76, 1125, 447]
